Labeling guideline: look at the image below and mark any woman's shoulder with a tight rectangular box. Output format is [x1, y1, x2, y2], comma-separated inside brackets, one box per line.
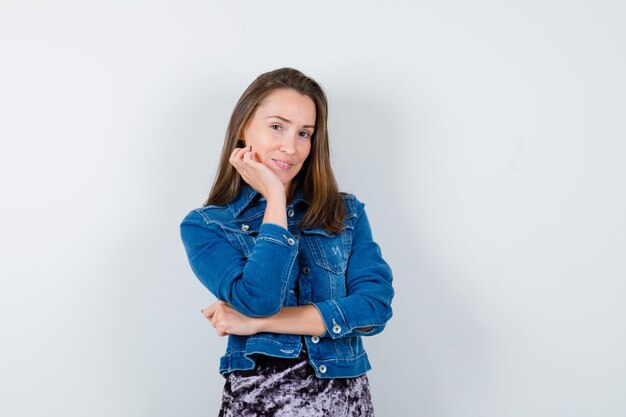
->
[339, 191, 366, 218]
[180, 204, 233, 228]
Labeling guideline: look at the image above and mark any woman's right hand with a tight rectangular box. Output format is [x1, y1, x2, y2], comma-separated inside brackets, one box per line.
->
[229, 145, 285, 201]
[202, 300, 260, 337]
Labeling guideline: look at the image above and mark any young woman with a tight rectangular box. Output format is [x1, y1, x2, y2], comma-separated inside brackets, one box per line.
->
[180, 67, 394, 416]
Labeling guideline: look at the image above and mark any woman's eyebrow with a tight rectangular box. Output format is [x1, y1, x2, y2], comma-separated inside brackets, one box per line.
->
[266, 115, 315, 129]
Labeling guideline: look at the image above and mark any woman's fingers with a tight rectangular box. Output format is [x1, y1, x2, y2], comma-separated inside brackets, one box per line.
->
[202, 300, 226, 322]
[230, 145, 248, 158]
[201, 301, 257, 337]
[207, 301, 234, 337]
[213, 304, 227, 336]
[201, 301, 233, 336]
[237, 146, 249, 162]
[230, 146, 252, 166]
[228, 147, 242, 167]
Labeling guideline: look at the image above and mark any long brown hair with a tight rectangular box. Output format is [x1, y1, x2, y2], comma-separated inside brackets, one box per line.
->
[204, 67, 346, 234]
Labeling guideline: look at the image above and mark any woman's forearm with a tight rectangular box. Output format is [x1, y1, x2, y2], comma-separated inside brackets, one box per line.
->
[255, 304, 326, 336]
[254, 304, 375, 336]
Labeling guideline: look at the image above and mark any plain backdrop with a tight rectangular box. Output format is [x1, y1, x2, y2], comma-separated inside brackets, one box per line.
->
[1, 1, 625, 416]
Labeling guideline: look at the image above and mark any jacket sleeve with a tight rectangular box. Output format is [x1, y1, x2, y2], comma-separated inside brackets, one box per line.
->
[311, 200, 394, 339]
[180, 209, 299, 317]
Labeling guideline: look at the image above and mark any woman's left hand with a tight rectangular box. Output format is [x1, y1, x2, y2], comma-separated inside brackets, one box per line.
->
[201, 300, 259, 337]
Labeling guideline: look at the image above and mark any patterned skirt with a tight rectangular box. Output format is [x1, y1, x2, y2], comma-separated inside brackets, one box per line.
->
[218, 346, 374, 417]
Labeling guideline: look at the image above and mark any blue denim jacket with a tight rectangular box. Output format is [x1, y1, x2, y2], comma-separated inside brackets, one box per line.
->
[179, 183, 394, 378]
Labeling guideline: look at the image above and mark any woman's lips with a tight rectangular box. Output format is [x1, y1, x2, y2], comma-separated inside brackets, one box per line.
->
[272, 158, 292, 170]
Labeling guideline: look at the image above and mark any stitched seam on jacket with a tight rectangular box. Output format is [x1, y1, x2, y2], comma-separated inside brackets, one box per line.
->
[255, 235, 289, 248]
[330, 299, 349, 332]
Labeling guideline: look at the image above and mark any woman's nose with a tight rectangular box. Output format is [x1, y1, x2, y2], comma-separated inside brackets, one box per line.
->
[279, 133, 297, 154]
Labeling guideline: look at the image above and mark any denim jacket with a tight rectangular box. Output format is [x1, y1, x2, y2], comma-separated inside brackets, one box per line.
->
[179, 183, 394, 378]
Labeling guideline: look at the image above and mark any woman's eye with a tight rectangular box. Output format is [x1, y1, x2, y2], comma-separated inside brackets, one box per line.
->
[270, 124, 282, 131]
[300, 131, 311, 138]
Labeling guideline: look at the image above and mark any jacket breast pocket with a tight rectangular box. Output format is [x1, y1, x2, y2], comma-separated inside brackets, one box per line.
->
[302, 225, 354, 299]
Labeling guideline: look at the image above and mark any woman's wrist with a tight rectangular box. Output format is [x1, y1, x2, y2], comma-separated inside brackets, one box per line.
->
[264, 187, 286, 204]
[262, 192, 288, 228]
[253, 316, 267, 334]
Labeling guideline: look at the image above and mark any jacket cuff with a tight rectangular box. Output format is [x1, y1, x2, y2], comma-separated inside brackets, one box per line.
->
[257, 223, 299, 252]
[311, 300, 351, 339]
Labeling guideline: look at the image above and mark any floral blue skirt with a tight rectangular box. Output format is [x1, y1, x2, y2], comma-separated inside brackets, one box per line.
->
[218, 346, 374, 416]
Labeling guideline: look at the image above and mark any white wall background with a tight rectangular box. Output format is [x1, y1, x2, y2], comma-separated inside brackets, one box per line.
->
[1, 1, 624, 416]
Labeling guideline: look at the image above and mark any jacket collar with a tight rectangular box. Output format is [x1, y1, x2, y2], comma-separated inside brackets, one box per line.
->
[228, 182, 309, 218]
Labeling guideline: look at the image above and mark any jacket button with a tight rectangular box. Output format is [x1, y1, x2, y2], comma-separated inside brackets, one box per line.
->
[302, 266, 311, 274]
[311, 336, 320, 343]
[319, 365, 327, 373]
[287, 237, 295, 245]
[287, 209, 295, 217]
[332, 325, 342, 334]
[240, 224, 249, 231]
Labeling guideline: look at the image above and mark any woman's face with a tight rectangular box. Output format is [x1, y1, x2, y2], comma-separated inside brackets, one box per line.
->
[242, 88, 316, 192]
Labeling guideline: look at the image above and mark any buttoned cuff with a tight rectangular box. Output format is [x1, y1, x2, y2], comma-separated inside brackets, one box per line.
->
[311, 300, 351, 339]
[257, 223, 299, 251]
